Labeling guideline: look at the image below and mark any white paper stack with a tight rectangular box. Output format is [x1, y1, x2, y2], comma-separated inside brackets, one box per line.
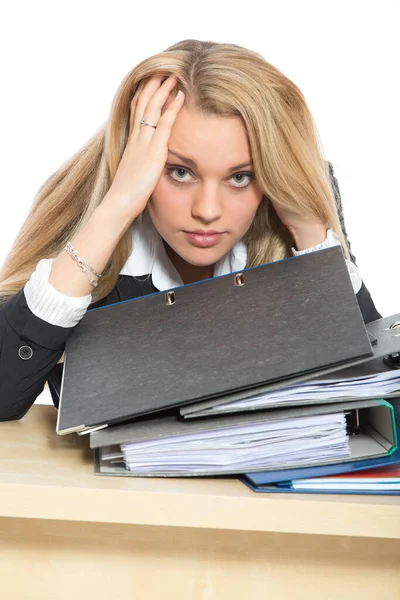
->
[99, 412, 350, 475]
[201, 365, 400, 416]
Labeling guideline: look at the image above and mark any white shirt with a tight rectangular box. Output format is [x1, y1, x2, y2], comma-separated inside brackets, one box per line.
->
[24, 220, 362, 328]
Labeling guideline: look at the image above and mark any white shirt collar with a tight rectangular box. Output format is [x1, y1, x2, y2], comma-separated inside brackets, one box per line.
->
[120, 218, 248, 291]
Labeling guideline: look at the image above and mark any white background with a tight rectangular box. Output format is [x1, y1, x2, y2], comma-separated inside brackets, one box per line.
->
[0, 0, 399, 405]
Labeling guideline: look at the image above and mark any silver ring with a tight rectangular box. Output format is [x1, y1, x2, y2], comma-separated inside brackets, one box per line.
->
[140, 117, 157, 129]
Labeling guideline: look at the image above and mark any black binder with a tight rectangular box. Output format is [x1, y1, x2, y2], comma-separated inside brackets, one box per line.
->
[56, 246, 376, 435]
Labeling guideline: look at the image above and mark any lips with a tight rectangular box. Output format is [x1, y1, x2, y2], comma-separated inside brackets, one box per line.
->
[183, 231, 225, 248]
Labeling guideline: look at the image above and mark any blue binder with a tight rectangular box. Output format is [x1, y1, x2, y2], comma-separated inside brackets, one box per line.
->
[240, 451, 400, 495]
[241, 480, 400, 495]
[241, 400, 400, 495]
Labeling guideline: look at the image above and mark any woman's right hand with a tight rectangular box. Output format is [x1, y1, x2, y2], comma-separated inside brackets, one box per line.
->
[102, 75, 185, 222]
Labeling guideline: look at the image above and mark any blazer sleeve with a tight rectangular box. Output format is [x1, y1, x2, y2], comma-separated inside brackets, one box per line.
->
[0, 288, 75, 421]
[327, 161, 382, 324]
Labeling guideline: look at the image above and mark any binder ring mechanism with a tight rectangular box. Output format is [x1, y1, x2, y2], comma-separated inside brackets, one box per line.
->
[234, 272, 246, 287]
[384, 321, 400, 369]
[165, 291, 176, 306]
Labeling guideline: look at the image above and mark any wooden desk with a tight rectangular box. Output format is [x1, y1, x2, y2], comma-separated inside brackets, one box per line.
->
[1, 405, 400, 599]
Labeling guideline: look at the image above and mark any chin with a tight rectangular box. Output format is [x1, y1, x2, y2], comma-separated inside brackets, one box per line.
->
[178, 246, 227, 267]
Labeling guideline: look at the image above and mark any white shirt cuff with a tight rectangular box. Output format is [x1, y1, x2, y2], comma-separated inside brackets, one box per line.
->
[291, 228, 362, 294]
[24, 258, 93, 328]
[291, 227, 339, 255]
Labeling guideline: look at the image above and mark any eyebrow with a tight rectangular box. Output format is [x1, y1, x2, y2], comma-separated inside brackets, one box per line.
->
[167, 149, 253, 173]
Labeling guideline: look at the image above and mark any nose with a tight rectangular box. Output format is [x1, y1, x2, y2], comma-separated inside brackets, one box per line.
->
[191, 184, 223, 224]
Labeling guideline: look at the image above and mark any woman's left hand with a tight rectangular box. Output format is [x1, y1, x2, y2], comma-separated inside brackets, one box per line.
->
[272, 203, 328, 251]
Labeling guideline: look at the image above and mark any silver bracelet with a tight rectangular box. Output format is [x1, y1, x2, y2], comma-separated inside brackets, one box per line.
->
[64, 241, 103, 288]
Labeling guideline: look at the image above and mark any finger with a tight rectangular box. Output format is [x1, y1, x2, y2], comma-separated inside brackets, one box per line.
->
[153, 90, 185, 142]
[128, 78, 157, 137]
[128, 93, 139, 138]
[128, 81, 144, 138]
[128, 77, 162, 138]
[135, 75, 178, 133]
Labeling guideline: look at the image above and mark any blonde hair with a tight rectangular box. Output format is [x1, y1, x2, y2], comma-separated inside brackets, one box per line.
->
[0, 39, 349, 303]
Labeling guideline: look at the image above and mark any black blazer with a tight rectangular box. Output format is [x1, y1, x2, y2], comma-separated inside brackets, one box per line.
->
[0, 164, 381, 421]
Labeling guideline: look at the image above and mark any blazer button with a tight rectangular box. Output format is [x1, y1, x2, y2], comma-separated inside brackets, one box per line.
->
[18, 345, 33, 360]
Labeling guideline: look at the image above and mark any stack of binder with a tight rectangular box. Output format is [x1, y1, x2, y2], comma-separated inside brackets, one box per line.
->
[55, 246, 400, 493]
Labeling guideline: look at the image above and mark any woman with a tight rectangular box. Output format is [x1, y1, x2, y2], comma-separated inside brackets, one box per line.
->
[0, 39, 380, 421]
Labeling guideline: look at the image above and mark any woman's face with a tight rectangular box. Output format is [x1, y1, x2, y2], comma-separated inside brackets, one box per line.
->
[148, 107, 263, 282]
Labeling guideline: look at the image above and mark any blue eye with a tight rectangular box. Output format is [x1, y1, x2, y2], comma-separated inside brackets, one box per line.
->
[165, 166, 254, 189]
[167, 167, 192, 185]
[231, 173, 253, 187]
